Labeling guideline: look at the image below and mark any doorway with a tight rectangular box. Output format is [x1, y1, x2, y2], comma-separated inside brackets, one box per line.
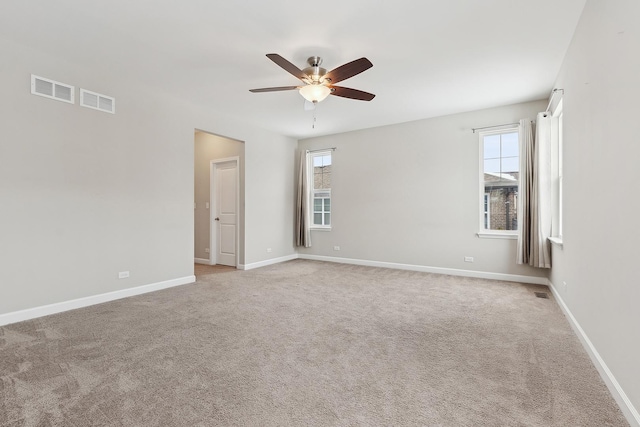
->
[194, 130, 244, 268]
[210, 158, 239, 267]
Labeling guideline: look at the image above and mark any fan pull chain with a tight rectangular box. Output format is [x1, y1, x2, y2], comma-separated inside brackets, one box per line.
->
[312, 108, 317, 129]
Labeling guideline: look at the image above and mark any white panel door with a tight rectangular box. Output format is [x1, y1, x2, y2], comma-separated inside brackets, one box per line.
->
[214, 161, 237, 266]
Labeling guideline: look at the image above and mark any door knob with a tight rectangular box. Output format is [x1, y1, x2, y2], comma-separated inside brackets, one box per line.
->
[214, 217, 220, 221]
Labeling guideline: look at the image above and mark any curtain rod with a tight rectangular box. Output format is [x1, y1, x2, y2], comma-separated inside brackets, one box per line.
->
[471, 122, 519, 133]
[545, 88, 564, 112]
[306, 147, 336, 153]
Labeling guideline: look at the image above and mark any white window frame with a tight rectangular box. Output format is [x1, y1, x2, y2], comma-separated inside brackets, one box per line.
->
[550, 99, 564, 246]
[312, 191, 331, 228]
[478, 127, 520, 239]
[308, 151, 332, 230]
[483, 193, 491, 230]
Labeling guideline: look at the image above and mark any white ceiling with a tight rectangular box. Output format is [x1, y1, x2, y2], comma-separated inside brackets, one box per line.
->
[0, 0, 586, 139]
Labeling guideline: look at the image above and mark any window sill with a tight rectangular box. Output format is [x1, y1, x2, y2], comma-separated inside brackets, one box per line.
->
[476, 232, 518, 240]
[311, 227, 332, 232]
[548, 236, 564, 248]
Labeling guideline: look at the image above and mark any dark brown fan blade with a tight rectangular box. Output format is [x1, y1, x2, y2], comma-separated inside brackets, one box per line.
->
[324, 58, 373, 84]
[249, 86, 299, 93]
[266, 54, 307, 81]
[330, 86, 376, 101]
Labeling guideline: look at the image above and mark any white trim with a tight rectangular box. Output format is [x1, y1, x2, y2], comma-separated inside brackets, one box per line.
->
[310, 227, 332, 232]
[548, 236, 564, 248]
[308, 151, 332, 229]
[311, 190, 332, 228]
[483, 192, 491, 229]
[548, 280, 640, 427]
[478, 127, 520, 234]
[0, 275, 196, 327]
[238, 254, 298, 271]
[210, 157, 240, 268]
[476, 232, 518, 240]
[552, 99, 564, 239]
[194, 258, 211, 265]
[298, 254, 548, 285]
[240, 253, 547, 285]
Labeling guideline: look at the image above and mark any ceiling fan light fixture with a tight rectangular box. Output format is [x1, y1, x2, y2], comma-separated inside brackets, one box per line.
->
[299, 84, 331, 103]
[250, 54, 375, 102]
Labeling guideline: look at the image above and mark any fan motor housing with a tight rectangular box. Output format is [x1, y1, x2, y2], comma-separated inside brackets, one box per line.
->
[303, 56, 327, 83]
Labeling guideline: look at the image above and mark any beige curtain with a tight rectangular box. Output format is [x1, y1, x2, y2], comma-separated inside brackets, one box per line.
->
[517, 119, 533, 264]
[517, 114, 553, 268]
[295, 151, 311, 247]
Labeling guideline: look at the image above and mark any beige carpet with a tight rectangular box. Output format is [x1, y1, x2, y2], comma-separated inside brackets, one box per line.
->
[0, 260, 628, 426]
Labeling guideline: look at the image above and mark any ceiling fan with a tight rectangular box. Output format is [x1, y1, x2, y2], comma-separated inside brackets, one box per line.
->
[249, 54, 375, 104]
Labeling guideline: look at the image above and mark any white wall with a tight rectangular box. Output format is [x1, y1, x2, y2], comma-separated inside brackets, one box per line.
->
[298, 101, 548, 280]
[194, 132, 244, 262]
[0, 37, 297, 317]
[549, 0, 640, 422]
[243, 131, 298, 266]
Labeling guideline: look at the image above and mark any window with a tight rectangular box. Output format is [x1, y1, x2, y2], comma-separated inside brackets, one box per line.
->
[479, 128, 519, 235]
[310, 151, 331, 228]
[551, 99, 564, 241]
[483, 193, 490, 229]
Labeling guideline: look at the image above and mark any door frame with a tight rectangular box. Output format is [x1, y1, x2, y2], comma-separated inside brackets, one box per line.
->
[209, 156, 240, 267]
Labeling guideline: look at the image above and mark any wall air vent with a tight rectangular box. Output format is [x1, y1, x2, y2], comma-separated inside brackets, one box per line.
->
[80, 89, 115, 114]
[31, 75, 75, 104]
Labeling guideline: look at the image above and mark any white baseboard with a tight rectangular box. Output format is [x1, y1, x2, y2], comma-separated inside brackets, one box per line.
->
[0, 275, 196, 327]
[298, 254, 548, 285]
[194, 258, 211, 265]
[238, 252, 547, 285]
[238, 254, 298, 271]
[548, 280, 640, 427]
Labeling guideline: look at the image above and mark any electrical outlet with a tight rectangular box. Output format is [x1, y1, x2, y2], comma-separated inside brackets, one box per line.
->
[333, 246, 341, 251]
[464, 256, 474, 262]
[205, 248, 210, 253]
[118, 271, 130, 279]
[206, 202, 209, 209]
[267, 248, 272, 253]
[562, 281, 568, 293]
